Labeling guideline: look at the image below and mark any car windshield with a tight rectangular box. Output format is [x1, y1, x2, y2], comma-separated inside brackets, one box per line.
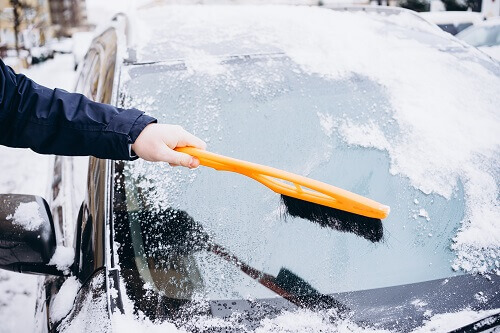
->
[114, 55, 467, 307]
[457, 24, 500, 47]
[111, 7, 500, 324]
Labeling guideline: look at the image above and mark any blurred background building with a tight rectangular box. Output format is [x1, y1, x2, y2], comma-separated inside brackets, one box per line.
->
[0, 0, 91, 68]
[48, 0, 91, 37]
[0, 0, 52, 52]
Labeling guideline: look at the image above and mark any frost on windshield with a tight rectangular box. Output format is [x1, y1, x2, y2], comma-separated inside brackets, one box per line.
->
[119, 57, 288, 213]
[137, 5, 499, 275]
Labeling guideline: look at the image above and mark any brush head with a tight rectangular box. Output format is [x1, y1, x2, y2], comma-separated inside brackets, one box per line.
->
[281, 195, 383, 243]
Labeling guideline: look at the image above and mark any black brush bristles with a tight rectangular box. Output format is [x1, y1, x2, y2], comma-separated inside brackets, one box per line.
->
[280, 195, 383, 243]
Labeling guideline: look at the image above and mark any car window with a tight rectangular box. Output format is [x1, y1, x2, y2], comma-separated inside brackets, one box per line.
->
[50, 156, 64, 241]
[75, 49, 97, 95]
[456, 22, 473, 34]
[113, 55, 468, 310]
[457, 25, 500, 47]
[438, 24, 458, 35]
[88, 54, 101, 101]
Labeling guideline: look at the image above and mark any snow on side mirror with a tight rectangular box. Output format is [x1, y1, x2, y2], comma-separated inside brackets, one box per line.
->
[0, 194, 63, 276]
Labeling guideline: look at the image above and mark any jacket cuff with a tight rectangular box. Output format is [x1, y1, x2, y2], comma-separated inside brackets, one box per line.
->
[128, 113, 157, 160]
[105, 108, 157, 161]
[128, 112, 157, 144]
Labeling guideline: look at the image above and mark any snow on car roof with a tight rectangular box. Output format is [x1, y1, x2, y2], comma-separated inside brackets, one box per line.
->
[129, 5, 452, 63]
[127, 5, 500, 273]
[419, 11, 484, 25]
[473, 16, 500, 27]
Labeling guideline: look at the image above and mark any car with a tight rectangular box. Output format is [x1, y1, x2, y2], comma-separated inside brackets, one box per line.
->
[419, 11, 484, 35]
[30, 46, 55, 65]
[71, 31, 95, 71]
[0, 4, 499, 333]
[456, 17, 500, 61]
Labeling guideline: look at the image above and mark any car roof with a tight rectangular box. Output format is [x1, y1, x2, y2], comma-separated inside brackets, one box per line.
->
[473, 16, 500, 27]
[419, 11, 484, 25]
[122, 5, 458, 64]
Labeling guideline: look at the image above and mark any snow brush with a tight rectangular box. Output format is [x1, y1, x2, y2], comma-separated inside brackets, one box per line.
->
[176, 147, 390, 235]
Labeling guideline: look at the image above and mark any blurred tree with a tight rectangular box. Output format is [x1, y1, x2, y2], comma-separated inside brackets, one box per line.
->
[399, 0, 430, 12]
[467, 0, 482, 11]
[442, 0, 482, 11]
[400, 0, 482, 12]
[9, 0, 32, 56]
[441, 0, 468, 10]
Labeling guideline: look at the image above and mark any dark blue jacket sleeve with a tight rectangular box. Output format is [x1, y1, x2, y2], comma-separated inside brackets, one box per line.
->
[0, 59, 156, 160]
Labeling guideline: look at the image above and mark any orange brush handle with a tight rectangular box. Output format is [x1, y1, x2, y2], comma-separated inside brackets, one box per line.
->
[176, 147, 390, 219]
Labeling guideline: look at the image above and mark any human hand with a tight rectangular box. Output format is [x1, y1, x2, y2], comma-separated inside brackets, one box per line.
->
[131, 124, 207, 168]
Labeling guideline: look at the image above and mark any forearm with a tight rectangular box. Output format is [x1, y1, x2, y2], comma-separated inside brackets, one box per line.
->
[0, 59, 156, 159]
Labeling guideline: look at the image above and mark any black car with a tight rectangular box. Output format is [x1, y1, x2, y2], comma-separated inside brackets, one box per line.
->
[1, 5, 499, 333]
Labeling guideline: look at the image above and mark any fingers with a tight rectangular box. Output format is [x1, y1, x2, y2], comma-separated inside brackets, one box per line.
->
[132, 123, 206, 167]
[160, 147, 200, 168]
[176, 128, 207, 150]
[169, 157, 200, 168]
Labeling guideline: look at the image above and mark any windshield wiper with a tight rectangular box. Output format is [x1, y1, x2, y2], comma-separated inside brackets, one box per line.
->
[447, 311, 500, 333]
[137, 208, 349, 316]
[210, 243, 349, 313]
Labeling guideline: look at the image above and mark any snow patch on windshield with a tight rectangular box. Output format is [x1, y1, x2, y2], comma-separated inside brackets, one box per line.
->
[410, 308, 500, 333]
[317, 112, 334, 138]
[113, 307, 390, 332]
[182, 49, 229, 76]
[254, 310, 388, 333]
[338, 115, 499, 273]
[109, 305, 500, 332]
[418, 209, 430, 221]
[338, 120, 391, 151]
[112, 313, 180, 332]
[6, 201, 44, 231]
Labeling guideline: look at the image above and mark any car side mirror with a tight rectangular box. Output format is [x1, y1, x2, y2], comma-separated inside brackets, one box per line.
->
[0, 194, 63, 276]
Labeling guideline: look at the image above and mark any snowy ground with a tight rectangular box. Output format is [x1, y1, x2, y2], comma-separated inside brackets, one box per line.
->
[0, 54, 77, 333]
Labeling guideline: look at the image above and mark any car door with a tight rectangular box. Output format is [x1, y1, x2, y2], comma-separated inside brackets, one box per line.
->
[35, 28, 119, 333]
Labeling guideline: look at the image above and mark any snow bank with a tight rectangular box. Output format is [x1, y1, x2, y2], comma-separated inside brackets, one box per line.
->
[6, 202, 44, 231]
[133, 5, 500, 273]
[0, 271, 38, 332]
[49, 277, 81, 324]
